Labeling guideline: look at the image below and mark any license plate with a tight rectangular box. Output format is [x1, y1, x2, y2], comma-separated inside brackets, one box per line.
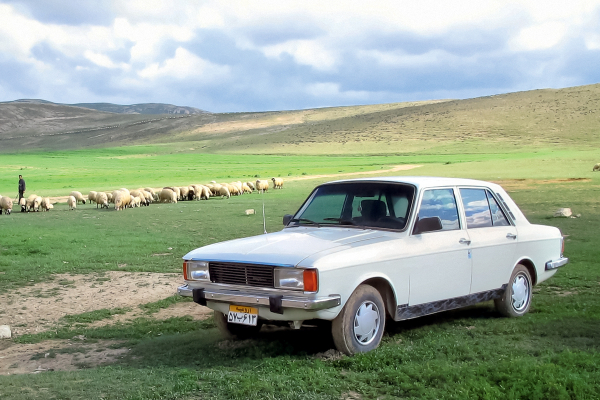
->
[228, 305, 258, 326]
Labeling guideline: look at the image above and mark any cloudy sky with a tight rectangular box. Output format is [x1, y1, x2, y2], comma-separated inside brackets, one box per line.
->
[1, 0, 600, 112]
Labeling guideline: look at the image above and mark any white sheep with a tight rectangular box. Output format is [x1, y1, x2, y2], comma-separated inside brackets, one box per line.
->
[141, 190, 153, 205]
[131, 196, 141, 208]
[67, 195, 77, 210]
[256, 179, 269, 193]
[19, 197, 26, 212]
[246, 181, 256, 191]
[88, 191, 97, 205]
[219, 186, 231, 199]
[159, 188, 177, 203]
[70, 191, 86, 205]
[41, 197, 52, 211]
[227, 183, 240, 196]
[114, 190, 131, 210]
[106, 192, 114, 203]
[26, 194, 42, 212]
[179, 186, 190, 200]
[96, 192, 109, 208]
[163, 186, 181, 200]
[201, 185, 212, 200]
[242, 183, 252, 194]
[0, 195, 13, 215]
[271, 177, 284, 189]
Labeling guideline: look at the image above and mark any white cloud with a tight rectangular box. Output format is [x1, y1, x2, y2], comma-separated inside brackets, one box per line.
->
[84, 51, 129, 70]
[263, 40, 337, 71]
[511, 21, 568, 51]
[138, 47, 230, 82]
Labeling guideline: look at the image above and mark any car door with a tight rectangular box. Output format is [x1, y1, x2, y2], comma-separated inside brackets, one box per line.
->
[407, 187, 472, 306]
[458, 188, 518, 293]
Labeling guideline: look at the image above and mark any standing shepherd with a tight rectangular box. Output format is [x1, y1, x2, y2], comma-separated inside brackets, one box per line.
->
[18, 175, 26, 202]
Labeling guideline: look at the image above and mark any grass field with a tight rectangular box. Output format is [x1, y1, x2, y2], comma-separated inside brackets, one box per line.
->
[1, 144, 600, 399]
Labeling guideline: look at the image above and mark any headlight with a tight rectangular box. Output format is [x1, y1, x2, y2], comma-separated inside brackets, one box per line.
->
[183, 261, 210, 281]
[274, 268, 318, 292]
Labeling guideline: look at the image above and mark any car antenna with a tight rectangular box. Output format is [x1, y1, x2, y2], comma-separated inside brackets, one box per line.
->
[262, 190, 267, 234]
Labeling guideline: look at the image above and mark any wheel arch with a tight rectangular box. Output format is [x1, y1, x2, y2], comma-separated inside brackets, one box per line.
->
[361, 277, 397, 319]
[516, 258, 537, 286]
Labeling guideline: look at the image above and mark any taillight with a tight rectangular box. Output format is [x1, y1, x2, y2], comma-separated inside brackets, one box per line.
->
[303, 269, 318, 292]
[561, 236, 565, 256]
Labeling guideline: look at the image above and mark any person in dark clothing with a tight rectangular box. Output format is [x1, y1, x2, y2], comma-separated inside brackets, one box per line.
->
[18, 175, 26, 201]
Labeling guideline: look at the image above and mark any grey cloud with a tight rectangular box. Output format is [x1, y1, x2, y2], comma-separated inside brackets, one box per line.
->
[242, 15, 325, 46]
[0, 59, 39, 95]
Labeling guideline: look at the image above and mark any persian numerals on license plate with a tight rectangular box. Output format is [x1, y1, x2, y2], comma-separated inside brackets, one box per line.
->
[228, 305, 258, 326]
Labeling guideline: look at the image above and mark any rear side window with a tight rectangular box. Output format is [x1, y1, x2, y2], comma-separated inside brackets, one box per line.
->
[460, 188, 510, 228]
[417, 188, 460, 231]
[486, 191, 510, 226]
[460, 188, 492, 228]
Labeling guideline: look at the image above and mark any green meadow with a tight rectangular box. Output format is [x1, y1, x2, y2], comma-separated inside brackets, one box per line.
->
[1, 143, 599, 399]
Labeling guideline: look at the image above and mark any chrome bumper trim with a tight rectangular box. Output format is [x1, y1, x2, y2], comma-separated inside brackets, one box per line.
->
[545, 257, 569, 270]
[177, 285, 341, 310]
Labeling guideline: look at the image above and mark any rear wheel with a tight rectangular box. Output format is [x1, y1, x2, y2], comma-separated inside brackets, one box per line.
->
[332, 284, 385, 355]
[214, 311, 263, 339]
[495, 264, 532, 317]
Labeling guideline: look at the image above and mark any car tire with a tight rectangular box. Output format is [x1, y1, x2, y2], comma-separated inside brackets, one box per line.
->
[214, 311, 263, 339]
[332, 284, 386, 355]
[495, 264, 532, 317]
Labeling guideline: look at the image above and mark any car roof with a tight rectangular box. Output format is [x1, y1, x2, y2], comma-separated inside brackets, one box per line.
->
[324, 176, 504, 191]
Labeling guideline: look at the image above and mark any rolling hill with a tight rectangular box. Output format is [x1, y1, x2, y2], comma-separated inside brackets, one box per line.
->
[1, 83, 599, 155]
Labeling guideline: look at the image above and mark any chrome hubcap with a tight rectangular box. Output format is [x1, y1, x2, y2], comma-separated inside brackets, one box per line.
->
[511, 273, 530, 311]
[353, 301, 380, 345]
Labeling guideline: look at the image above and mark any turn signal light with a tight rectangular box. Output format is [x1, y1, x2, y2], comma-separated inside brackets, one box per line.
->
[303, 269, 318, 292]
[183, 261, 188, 280]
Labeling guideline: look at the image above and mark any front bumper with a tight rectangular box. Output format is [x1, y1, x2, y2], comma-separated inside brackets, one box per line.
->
[545, 257, 569, 270]
[177, 285, 341, 314]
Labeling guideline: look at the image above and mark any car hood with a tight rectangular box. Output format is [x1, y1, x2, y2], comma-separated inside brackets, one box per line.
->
[183, 227, 389, 266]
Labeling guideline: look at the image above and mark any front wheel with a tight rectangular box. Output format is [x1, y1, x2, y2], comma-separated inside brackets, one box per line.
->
[495, 264, 532, 317]
[332, 284, 386, 355]
[214, 311, 263, 339]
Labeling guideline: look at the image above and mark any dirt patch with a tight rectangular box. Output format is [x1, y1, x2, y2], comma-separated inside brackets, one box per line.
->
[0, 338, 128, 375]
[153, 302, 213, 321]
[0, 271, 181, 336]
[287, 164, 421, 182]
[314, 348, 345, 361]
[493, 178, 591, 190]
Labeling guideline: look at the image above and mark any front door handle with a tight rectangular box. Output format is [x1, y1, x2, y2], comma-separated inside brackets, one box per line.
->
[459, 238, 471, 245]
[506, 233, 517, 240]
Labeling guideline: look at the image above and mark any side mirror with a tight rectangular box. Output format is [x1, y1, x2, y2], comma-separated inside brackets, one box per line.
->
[283, 214, 293, 226]
[413, 216, 443, 234]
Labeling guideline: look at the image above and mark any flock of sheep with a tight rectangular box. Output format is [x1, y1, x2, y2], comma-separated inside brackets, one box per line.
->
[0, 177, 284, 215]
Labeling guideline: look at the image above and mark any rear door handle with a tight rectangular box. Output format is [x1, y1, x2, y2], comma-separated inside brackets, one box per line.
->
[459, 238, 471, 245]
[506, 233, 517, 240]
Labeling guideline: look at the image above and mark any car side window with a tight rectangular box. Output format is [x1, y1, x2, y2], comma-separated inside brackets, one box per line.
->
[460, 188, 493, 228]
[417, 189, 460, 231]
[486, 191, 510, 226]
[460, 188, 511, 228]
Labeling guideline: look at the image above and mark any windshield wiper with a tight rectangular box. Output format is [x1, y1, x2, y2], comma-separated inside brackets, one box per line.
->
[291, 218, 321, 227]
[323, 217, 357, 226]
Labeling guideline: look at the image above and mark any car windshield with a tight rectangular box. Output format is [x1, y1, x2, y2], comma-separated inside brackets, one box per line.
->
[290, 182, 415, 230]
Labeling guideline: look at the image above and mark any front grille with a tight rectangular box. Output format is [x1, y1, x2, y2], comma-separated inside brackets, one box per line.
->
[209, 262, 275, 288]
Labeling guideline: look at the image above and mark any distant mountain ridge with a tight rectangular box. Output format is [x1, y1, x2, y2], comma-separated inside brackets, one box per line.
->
[2, 83, 600, 154]
[69, 102, 208, 115]
[5, 99, 208, 115]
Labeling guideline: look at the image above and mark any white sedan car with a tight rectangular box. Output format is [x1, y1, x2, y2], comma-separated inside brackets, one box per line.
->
[178, 177, 568, 355]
